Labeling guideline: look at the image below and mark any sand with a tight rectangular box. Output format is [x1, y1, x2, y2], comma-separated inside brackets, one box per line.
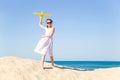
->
[0, 56, 120, 80]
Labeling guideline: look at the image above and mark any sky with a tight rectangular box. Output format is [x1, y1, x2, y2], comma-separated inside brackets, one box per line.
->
[0, 0, 120, 61]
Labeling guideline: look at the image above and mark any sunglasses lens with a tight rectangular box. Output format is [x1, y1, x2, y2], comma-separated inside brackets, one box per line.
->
[47, 22, 52, 24]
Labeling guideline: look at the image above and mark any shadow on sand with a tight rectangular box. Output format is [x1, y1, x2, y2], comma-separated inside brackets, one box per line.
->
[44, 66, 94, 71]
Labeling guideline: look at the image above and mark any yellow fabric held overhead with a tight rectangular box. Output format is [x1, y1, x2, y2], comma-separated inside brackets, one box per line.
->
[33, 11, 51, 17]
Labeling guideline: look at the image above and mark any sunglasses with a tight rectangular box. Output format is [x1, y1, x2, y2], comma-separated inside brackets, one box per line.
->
[47, 22, 52, 24]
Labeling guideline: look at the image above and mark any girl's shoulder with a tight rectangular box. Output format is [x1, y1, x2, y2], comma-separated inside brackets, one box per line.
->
[49, 27, 55, 30]
[52, 27, 55, 30]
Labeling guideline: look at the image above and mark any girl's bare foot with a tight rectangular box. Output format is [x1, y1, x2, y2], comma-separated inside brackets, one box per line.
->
[51, 64, 55, 69]
[40, 65, 45, 72]
[40, 61, 45, 71]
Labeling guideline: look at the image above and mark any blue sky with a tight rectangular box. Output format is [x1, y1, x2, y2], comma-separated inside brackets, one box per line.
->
[0, 0, 120, 61]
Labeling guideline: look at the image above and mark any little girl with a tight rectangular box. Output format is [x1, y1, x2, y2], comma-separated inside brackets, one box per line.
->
[34, 16, 55, 70]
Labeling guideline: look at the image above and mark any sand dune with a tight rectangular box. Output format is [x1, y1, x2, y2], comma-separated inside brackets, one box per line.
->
[0, 56, 120, 80]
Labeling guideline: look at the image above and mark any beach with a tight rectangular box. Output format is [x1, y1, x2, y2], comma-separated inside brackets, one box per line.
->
[0, 56, 120, 80]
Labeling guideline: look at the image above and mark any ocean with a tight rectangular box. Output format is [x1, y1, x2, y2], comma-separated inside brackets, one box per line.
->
[47, 61, 120, 70]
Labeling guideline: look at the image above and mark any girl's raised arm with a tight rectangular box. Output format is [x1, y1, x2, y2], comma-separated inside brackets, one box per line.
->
[39, 16, 47, 30]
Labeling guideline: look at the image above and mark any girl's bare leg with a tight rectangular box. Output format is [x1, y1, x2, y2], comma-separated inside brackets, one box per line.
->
[40, 54, 46, 70]
[50, 56, 54, 67]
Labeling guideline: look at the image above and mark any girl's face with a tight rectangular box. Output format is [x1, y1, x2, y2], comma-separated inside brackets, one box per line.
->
[46, 20, 52, 27]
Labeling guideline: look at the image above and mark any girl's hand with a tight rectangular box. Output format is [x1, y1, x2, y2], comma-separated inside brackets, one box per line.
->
[40, 16, 43, 20]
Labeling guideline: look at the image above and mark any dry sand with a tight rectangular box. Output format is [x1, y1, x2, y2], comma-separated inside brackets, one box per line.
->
[0, 56, 120, 80]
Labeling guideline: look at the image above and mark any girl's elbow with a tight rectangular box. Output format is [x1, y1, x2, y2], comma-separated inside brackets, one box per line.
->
[48, 35, 52, 38]
[50, 35, 53, 38]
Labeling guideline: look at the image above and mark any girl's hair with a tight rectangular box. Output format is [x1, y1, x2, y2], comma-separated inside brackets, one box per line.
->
[46, 19, 53, 28]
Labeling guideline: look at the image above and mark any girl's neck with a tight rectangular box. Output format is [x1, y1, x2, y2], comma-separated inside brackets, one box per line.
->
[47, 26, 52, 28]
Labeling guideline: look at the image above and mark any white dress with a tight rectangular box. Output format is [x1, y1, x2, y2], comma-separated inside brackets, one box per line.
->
[34, 28, 53, 56]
